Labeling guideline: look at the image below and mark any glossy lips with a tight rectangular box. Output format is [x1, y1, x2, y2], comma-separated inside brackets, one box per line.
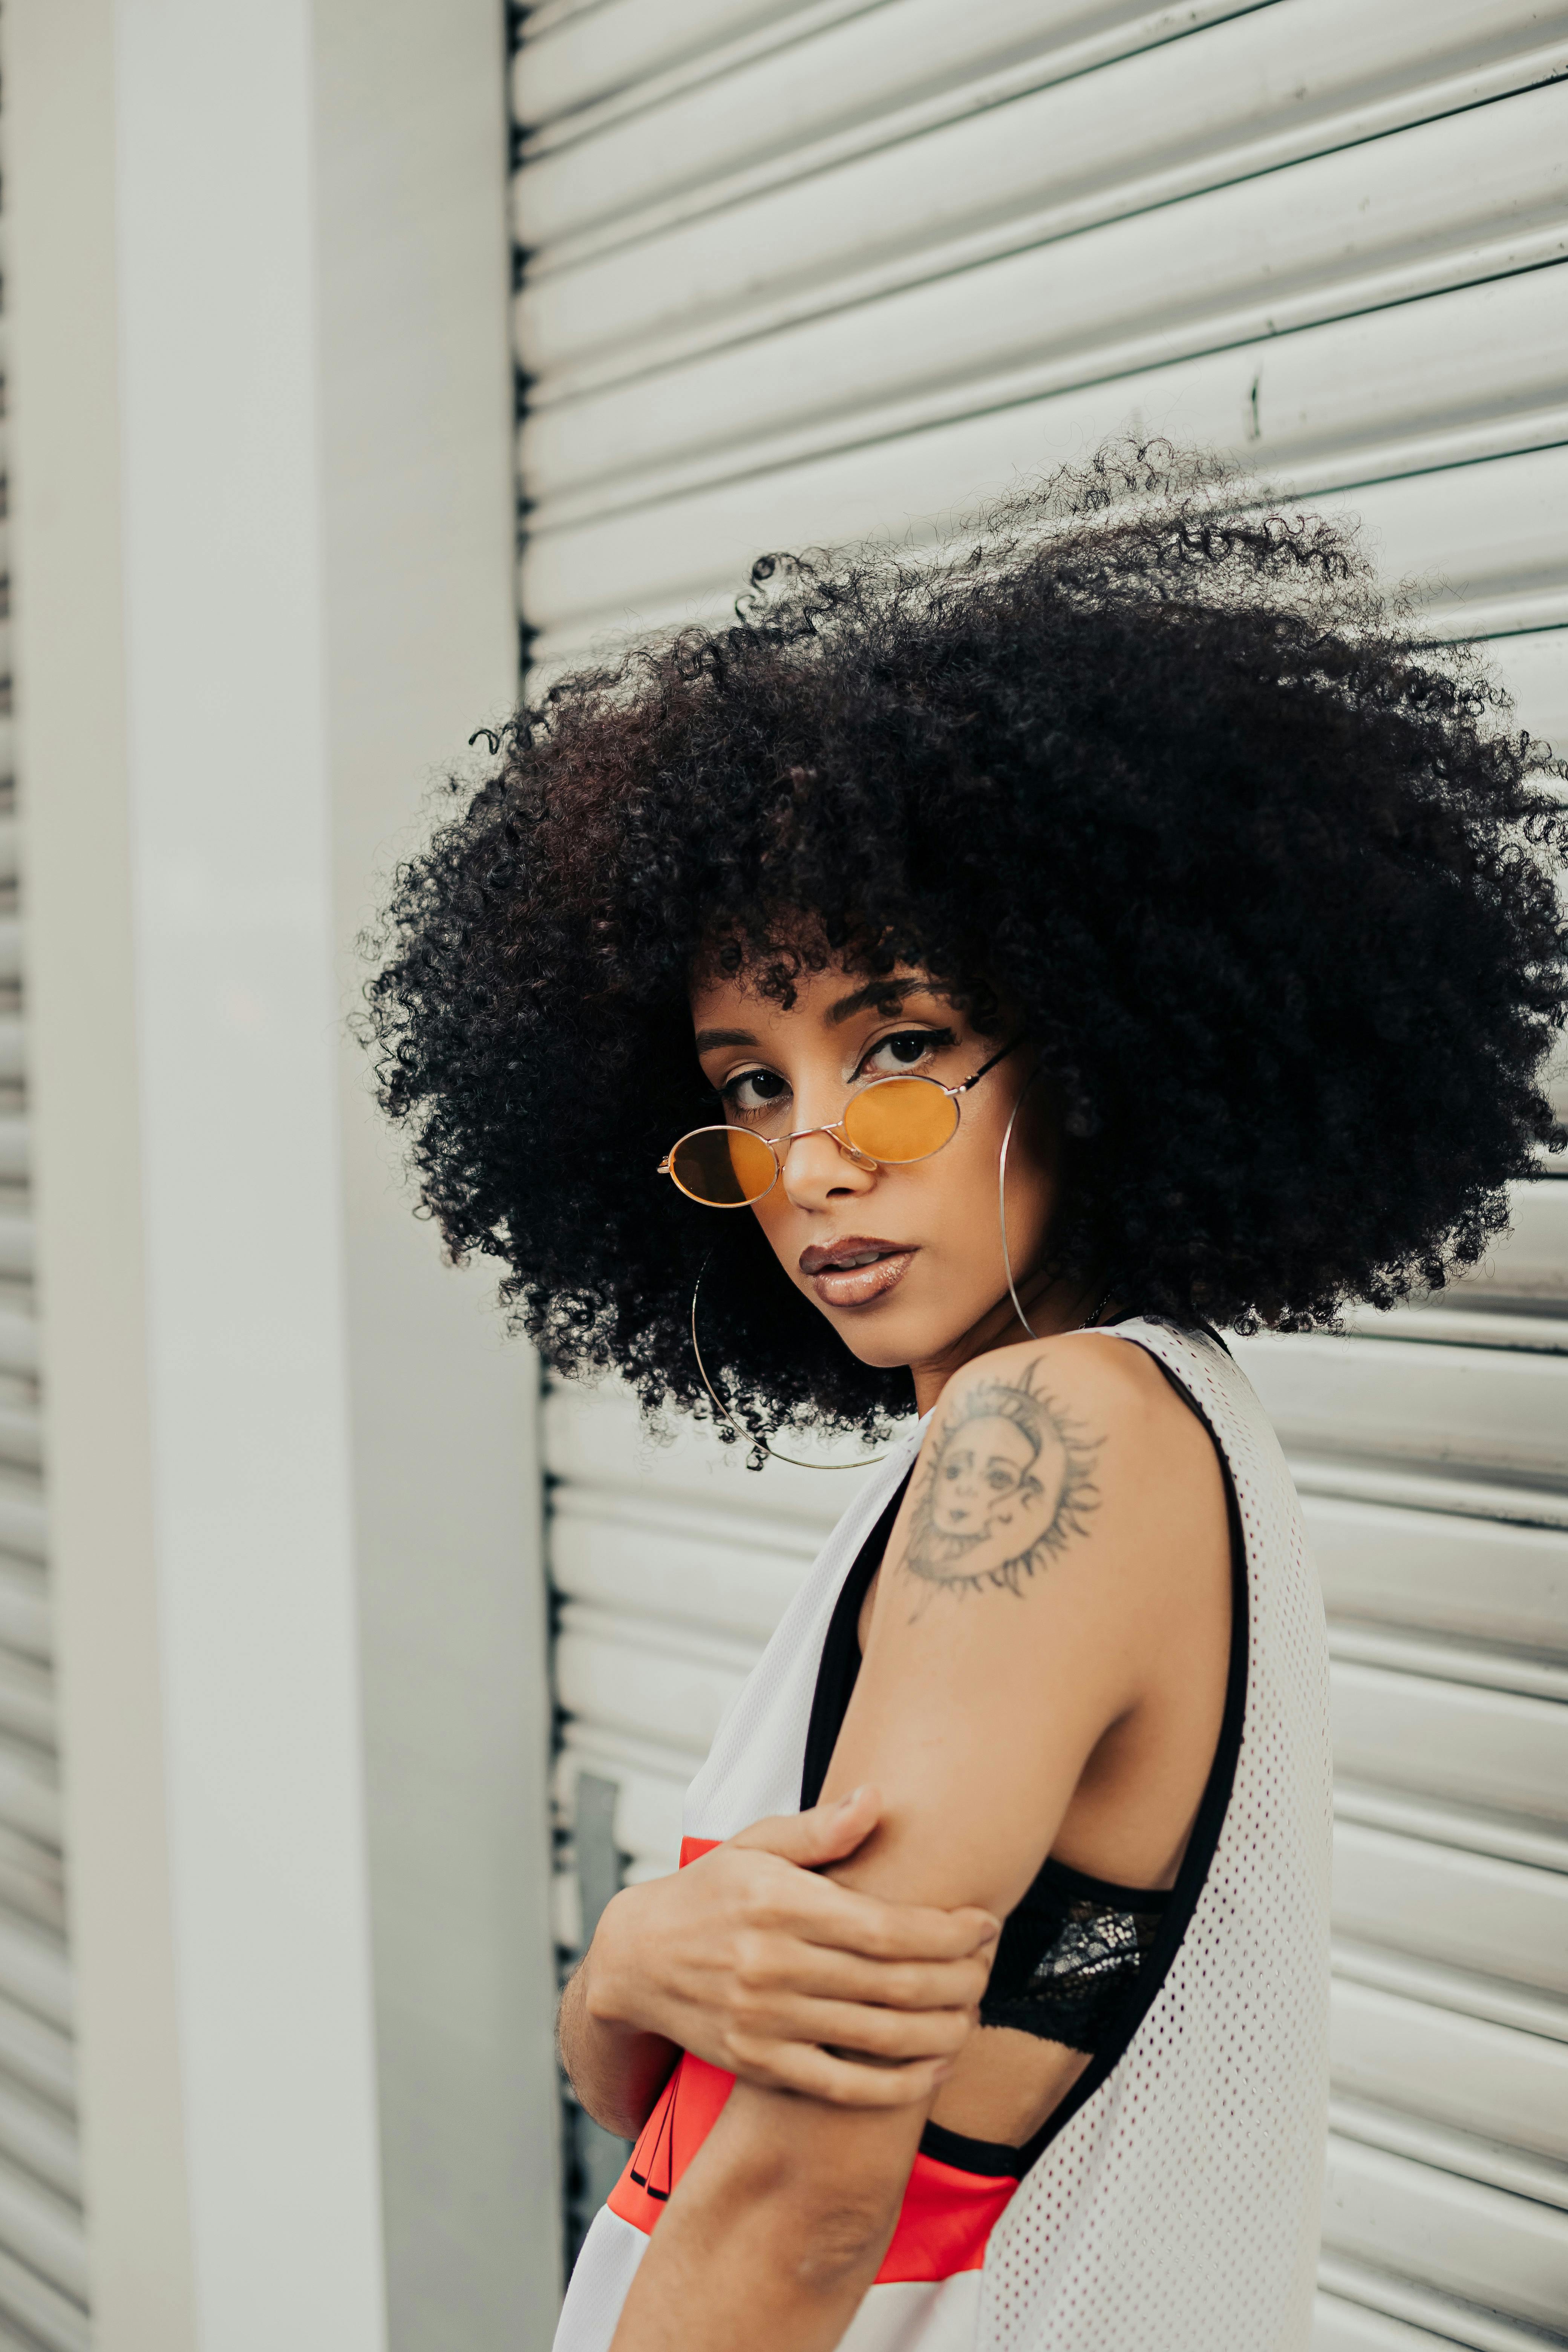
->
[799, 1234, 916, 1308]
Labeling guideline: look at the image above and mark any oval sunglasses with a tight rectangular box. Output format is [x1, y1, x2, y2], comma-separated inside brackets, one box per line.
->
[657, 1038, 1020, 1206]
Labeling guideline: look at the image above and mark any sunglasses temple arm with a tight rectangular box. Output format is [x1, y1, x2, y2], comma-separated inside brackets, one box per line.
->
[960, 1036, 1024, 1094]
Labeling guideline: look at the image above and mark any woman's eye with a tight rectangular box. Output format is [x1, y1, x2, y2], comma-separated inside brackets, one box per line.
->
[864, 1027, 952, 1076]
[724, 1068, 790, 1118]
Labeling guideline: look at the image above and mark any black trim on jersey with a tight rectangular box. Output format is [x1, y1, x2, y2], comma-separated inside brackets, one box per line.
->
[921, 2119, 1033, 2177]
[796, 1331, 1250, 2187]
[799, 1472, 913, 1812]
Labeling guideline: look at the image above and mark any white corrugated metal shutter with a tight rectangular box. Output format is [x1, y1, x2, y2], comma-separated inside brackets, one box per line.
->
[0, 78, 92, 2352]
[510, 3, 1568, 2334]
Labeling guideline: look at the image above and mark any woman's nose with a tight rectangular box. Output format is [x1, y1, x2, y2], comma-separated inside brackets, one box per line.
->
[780, 1126, 878, 1210]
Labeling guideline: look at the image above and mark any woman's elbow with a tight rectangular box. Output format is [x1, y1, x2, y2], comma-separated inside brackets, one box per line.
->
[772, 2177, 904, 2297]
[712, 2086, 916, 2298]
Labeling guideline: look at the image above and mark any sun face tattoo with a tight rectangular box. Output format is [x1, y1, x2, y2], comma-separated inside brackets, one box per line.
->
[905, 1360, 1102, 1599]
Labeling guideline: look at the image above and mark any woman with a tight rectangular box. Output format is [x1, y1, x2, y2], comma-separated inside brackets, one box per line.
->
[367, 452, 1565, 2350]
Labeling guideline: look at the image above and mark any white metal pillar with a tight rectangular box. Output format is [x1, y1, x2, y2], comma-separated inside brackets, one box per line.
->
[6, 2, 559, 2346]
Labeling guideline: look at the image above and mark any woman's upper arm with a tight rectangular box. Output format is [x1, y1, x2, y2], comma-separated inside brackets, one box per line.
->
[819, 1334, 1223, 1919]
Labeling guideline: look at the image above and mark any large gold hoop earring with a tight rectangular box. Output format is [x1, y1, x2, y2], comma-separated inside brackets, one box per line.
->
[997, 1073, 1112, 1339]
[690, 1254, 889, 1469]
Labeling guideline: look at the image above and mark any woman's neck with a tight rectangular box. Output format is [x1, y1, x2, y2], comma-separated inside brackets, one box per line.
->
[907, 1270, 1111, 1416]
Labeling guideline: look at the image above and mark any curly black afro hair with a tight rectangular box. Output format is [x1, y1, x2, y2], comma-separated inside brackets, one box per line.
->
[364, 447, 1566, 1452]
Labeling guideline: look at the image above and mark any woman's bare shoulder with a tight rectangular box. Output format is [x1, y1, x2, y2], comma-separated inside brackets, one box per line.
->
[825, 1332, 1228, 1914]
[901, 1328, 1218, 1608]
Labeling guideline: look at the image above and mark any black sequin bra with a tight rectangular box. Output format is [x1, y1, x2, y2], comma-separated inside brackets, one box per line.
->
[800, 1471, 1168, 2061]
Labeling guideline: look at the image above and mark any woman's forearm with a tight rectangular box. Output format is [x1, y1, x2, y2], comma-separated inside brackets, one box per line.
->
[558, 1923, 679, 2142]
[609, 2085, 914, 2352]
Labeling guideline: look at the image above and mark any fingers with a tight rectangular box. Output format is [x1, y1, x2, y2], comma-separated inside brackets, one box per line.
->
[723, 1851, 995, 1960]
[732, 1787, 883, 1869]
[726, 1807, 1000, 1965]
[783, 1948, 993, 2015]
[792, 1877, 1000, 1963]
[775, 1995, 973, 2064]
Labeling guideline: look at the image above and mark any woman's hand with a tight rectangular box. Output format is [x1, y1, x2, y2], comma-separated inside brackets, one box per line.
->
[579, 1786, 997, 2110]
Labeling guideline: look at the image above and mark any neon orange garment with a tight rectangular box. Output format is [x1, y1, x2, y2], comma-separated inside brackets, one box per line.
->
[608, 1842, 1016, 2280]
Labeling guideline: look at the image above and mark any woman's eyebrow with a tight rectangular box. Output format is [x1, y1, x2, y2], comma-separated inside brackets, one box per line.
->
[693, 1026, 760, 1052]
[827, 981, 913, 1025]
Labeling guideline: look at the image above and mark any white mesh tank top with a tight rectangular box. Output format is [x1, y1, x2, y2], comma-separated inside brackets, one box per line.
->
[554, 1318, 1332, 2350]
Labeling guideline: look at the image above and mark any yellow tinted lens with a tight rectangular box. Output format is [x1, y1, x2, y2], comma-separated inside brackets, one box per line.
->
[842, 1078, 957, 1163]
[669, 1127, 777, 1204]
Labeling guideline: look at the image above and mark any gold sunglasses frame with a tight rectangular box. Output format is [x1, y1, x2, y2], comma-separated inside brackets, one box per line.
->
[657, 1038, 1021, 1207]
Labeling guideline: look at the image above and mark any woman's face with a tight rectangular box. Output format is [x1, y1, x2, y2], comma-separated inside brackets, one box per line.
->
[931, 1413, 1040, 1538]
[688, 959, 1063, 1394]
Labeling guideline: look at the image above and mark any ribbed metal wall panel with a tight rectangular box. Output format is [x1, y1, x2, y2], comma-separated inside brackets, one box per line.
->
[0, 60, 92, 2352]
[511, 3, 1568, 2331]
